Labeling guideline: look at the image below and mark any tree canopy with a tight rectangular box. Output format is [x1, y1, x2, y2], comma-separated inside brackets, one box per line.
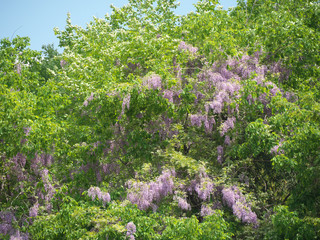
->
[1, 0, 320, 239]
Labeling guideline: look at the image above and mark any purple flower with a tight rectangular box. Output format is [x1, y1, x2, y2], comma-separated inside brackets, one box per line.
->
[0, 211, 15, 223]
[224, 136, 231, 145]
[178, 41, 198, 54]
[88, 186, 111, 205]
[222, 186, 258, 225]
[23, 127, 31, 136]
[177, 197, 191, 211]
[247, 94, 254, 105]
[60, 59, 67, 68]
[258, 93, 268, 106]
[87, 92, 94, 102]
[195, 177, 214, 201]
[220, 117, 235, 136]
[0, 223, 13, 235]
[207, 72, 225, 85]
[29, 202, 39, 218]
[210, 100, 223, 114]
[232, 202, 258, 225]
[121, 94, 131, 116]
[9, 230, 29, 240]
[190, 114, 203, 127]
[88, 186, 101, 201]
[204, 117, 215, 133]
[217, 145, 224, 164]
[222, 187, 236, 208]
[144, 74, 162, 90]
[126, 169, 175, 210]
[163, 90, 174, 103]
[200, 205, 214, 216]
[216, 91, 230, 104]
[40, 153, 53, 167]
[217, 145, 223, 155]
[101, 192, 111, 205]
[270, 140, 284, 155]
[126, 222, 136, 236]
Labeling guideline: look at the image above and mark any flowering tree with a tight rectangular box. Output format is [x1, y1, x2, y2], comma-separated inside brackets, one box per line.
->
[1, 0, 320, 239]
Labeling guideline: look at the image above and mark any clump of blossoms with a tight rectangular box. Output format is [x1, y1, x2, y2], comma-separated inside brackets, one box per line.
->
[194, 174, 215, 201]
[119, 94, 131, 118]
[126, 222, 136, 240]
[222, 186, 258, 225]
[217, 145, 224, 164]
[143, 74, 162, 90]
[178, 41, 198, 54]
[29, 202, 39, 218]
[200, 204, 215, 217]
[176, 196, 191, 211]
[87, 186, 111, 206]
[0, 211, 15, 236]
[189, 114, 215, 133]
[220, 117, 235, 136]
[126, 169, 175, 210]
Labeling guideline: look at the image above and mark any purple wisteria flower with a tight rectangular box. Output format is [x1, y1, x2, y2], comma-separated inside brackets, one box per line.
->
[88, 186, 111, 205]
[178, 41, 198, 54]
[87, 92, 94, 102]
[222, 186, 258, 225]
[224, 135, 231, 145]
[195, 177, 214, 201]
[204, 116, 215, 133]
[0, 211, 15, 236]
[29, 202, 39, 218]
[88, 186, 100, 201]
[210, 100, 223, 114]
[163, 90, 174, 103]
[126, 222, 136, 236]
[60, 59, 67, 68]
[217, 145, 224, 164]
[9, 230, 29, 240]
[220, 117, 235, 136]
[177, 197, 191, 211]
[126, 169, 175, 210]
[0, 223, 13, 236]
[119, 94, 131, 118]
[101, 192, 111, 206]
[190, 114, 203, 127]
[200, 204, 214, 217]
[144, 74, 162, 90]
[23, 127, 31, 136]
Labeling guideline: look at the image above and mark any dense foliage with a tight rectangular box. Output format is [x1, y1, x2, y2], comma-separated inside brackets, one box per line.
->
[1, 0, 320, 239]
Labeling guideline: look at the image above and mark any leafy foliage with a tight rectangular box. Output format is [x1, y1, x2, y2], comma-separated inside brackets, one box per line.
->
[0, 0, 319, 239]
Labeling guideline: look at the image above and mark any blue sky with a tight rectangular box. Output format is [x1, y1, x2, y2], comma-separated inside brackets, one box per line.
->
[0, 0, 238, 51]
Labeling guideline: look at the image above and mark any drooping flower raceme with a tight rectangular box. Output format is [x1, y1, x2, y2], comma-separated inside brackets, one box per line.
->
[126, 169, 176, 210]
[217, 145, 224, 164]
[178, 41, 198, 54]
[200, 204, 214, 217]
[29, 202, 39, 218]
[220, 117, 236, 136]
[88, 186, 111, 206]
[126, 221, 136, 238]
[143, 74, 162, 90]
[195, 176, 214, 201]
[177, 197, 191, 211]
[222, 186, 258, 225]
